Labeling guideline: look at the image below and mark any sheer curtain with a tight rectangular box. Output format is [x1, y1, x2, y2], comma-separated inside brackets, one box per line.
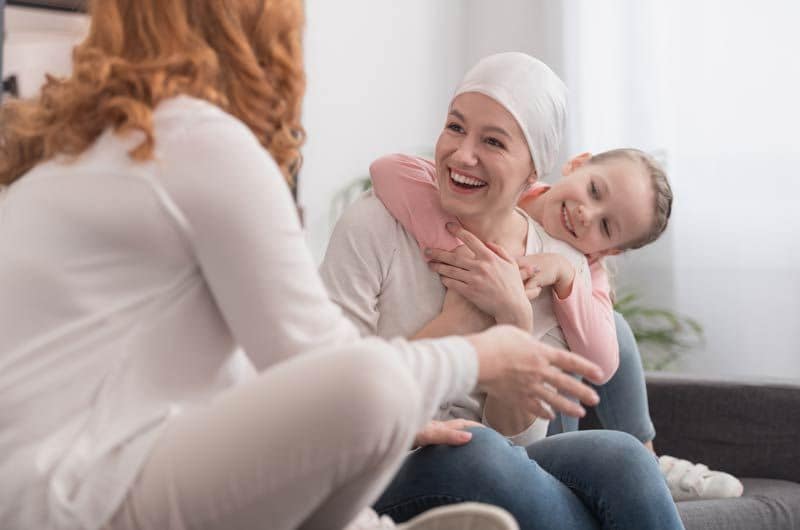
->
[560, 1, 800, 379]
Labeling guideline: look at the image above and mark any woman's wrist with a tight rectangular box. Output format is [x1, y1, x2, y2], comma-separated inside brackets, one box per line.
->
[466, 329, 501, 388]
[495, 300, 533, 332]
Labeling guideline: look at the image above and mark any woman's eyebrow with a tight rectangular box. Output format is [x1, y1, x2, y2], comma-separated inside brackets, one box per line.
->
[448, 108, 511, 138]
[484, 125, 512, 139]
[449, 108, 466, 121]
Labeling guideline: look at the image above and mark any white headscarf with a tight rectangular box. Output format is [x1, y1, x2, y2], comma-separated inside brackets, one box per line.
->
[454, 52, 567, 178]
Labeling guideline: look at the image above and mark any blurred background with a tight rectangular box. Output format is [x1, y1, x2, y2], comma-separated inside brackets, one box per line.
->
[4, 0, 799, 380]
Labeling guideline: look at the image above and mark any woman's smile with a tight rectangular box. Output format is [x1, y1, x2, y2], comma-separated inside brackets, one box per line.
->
[447, 168, 488, 194]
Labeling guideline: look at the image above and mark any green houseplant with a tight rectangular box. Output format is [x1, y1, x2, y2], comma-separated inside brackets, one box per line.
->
[613, 291, 703, 370]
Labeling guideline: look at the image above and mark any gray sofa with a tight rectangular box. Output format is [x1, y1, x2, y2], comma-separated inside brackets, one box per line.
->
[581, 372, 800, 530]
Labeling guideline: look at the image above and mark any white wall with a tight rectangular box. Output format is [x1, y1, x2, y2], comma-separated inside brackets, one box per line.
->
[560, 1, 800, 381]
[300, 0, 468, 261]
[6, 2, 795, 380]
[2, 6, 88, 98]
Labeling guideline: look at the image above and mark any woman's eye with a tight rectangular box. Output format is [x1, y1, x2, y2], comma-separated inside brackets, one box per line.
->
[485, 137, 505, 149]
[446, 123, 464, 133]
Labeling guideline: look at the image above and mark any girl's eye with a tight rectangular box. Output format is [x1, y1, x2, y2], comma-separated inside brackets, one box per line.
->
[446, 122, 464, 133]
[590, 181, 600, 199]
[602, 219, 611, 238]
[485, 137, 505, 149]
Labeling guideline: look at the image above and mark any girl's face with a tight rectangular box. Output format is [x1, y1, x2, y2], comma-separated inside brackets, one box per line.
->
[434, 92, 535, 222]
[537, 154, 656, 258]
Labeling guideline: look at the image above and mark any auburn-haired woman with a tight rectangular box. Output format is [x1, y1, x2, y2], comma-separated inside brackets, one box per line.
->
[0, 2, 605, 529]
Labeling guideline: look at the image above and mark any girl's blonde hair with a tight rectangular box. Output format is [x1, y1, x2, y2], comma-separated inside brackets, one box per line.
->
[0, 0, 305, 189]
[589, 148, 673, 250]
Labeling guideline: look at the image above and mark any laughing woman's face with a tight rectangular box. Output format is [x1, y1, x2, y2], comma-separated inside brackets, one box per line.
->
[434, 92, 536, 222]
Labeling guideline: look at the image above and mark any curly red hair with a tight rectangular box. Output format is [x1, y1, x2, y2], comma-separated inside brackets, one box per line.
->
[0, 0, 305, 188]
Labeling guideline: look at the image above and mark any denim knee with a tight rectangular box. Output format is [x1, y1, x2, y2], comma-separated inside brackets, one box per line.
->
[590, 431, 662, 490]
[428, 427, 531, 486]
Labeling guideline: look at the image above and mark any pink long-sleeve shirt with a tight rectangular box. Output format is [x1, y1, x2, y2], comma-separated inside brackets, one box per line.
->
[370, 153, 619, 382]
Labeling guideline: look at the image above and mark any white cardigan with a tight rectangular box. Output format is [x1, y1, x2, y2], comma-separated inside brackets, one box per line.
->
[0, 97, 478, 530]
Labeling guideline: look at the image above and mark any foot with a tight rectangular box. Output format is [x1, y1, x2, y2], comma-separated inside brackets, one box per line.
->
[659, 455, 744, 502]
[347, 504, 519, 530]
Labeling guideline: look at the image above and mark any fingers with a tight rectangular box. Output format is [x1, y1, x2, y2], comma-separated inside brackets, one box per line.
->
[524, 277, 542, 299]
[440, 276, 469, 295]
[444, 418, 484, 430]
[429, 261, 471, 283]
[415, 419, 482, 447]
[519, 265, 538, 282]
[425, 248, 472, 270]
[525, 287, 542, 300]
[530, 384, 587, 418]
[541, 345, 605, 384]
[540, 367, 600, 407]
[446, 223, 494, 260]
[521, 396, 556, 420]
[484, 241, 514, 263]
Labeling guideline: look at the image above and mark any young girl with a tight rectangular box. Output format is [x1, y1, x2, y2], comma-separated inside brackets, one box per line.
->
[370, 147, 671, 381]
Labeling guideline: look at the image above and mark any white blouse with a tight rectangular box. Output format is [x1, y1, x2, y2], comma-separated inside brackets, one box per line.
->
[0, 97, 478, 530]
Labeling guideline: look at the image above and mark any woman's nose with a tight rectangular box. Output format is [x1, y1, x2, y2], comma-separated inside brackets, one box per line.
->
[451, 140, 478, 165]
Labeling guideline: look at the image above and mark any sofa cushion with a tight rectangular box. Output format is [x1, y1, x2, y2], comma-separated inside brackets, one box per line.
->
[677, 478, 800, 530]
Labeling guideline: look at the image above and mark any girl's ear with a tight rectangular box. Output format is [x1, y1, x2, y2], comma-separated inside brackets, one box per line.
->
[586, 248, 622, 263]
[562, 152, 592, 176]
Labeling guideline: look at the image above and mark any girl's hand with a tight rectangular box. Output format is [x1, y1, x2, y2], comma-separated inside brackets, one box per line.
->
[467, 325, 603, 419]
[426, 224, 532, 332]
[413, 419, 485, 448]
[518, 253, 576, 300]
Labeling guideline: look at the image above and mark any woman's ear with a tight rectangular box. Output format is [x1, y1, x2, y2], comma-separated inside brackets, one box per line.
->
[562, 152, 592, 176]
[522, 168, 538, 191]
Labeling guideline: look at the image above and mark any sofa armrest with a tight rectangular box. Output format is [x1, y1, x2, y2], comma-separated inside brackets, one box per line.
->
[581, 372, 800, 483]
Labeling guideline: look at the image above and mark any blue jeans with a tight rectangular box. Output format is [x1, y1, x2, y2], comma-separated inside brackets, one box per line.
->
[547, 311, 657, 442]
[375, 427, 684, 530]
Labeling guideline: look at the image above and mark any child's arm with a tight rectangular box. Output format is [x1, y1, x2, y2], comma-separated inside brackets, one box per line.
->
[369, 154, 461, 258]
[518, 253, 618, 382]
[552, 260, 619, 383]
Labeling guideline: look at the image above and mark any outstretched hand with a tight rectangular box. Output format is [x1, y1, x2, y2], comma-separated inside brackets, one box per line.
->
[468, 325, 603, 420]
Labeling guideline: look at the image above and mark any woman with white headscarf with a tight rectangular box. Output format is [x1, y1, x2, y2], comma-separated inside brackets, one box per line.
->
[321, 53, 685, 530]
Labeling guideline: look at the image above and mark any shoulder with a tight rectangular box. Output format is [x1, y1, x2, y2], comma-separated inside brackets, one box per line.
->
[151, 96, 287, 203]
[153, 96, 277, 176]
[332, 191, 404, 244]
[524, 213, 588, 269]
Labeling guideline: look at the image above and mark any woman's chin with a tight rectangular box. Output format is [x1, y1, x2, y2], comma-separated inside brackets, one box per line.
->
[439, 195, 480, 219]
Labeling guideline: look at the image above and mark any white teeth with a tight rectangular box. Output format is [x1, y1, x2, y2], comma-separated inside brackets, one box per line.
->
[562, 204, 576, 236]
[450, 170, 486, 187]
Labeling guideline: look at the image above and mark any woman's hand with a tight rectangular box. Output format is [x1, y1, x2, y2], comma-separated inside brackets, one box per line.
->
[440, 283, 496, 333]
[467, 325, 603, 420]
[426, 224, 532, 331]
[413, 419, 485, 448]
[517, 253, 576, 300]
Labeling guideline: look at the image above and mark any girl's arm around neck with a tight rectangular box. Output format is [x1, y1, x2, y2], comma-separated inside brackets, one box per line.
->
[370, 154, 461, 257]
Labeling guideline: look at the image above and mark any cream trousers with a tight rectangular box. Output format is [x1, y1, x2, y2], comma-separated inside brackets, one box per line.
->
[105, 342, 422, 530]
